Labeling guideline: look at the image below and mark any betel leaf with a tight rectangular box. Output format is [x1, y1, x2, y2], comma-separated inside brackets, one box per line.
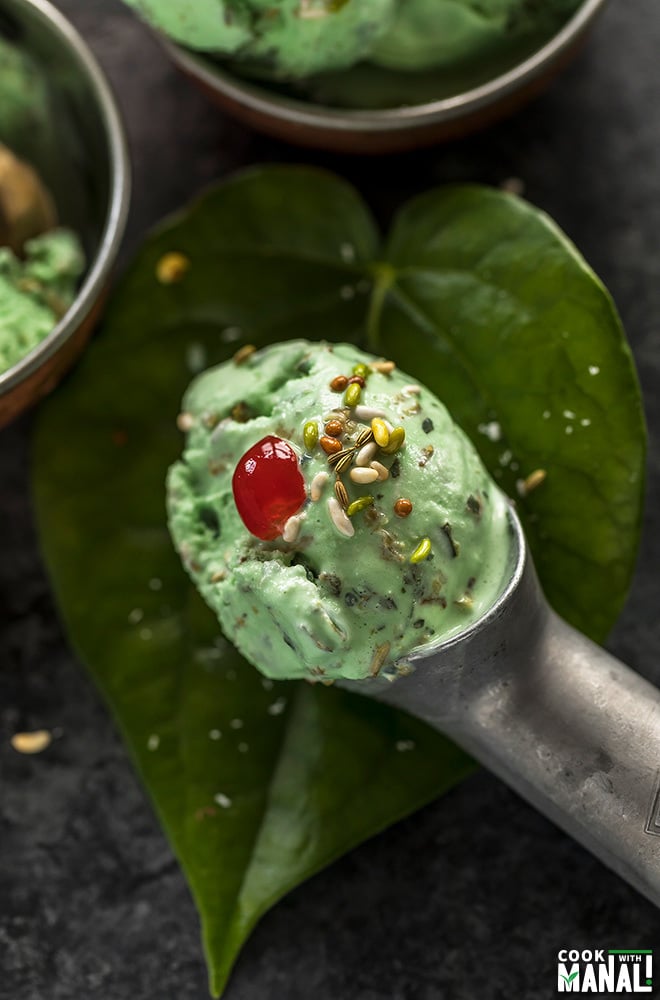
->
[376, 185, 645, 639]
[32, 167, 645, 996]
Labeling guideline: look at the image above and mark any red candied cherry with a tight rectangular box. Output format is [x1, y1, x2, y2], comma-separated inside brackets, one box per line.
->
[232, 435, 306, 540]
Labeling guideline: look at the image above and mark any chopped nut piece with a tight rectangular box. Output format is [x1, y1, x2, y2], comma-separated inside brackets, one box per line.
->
[233, 343, 257, 366]
[156, 251, 190, 285]
[11, 730, 52, 755]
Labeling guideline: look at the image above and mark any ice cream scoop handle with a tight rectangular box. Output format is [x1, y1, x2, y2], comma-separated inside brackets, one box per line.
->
[450, 611, 660, 906]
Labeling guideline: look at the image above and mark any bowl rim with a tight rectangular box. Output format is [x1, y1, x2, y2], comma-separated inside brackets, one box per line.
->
[163, 0, 607, 131]
[0, 0, 131, 395]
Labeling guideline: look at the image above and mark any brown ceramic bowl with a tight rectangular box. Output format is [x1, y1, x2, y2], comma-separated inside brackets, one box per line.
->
[162, 0, 607, 154]
[0, 0, 130, 428]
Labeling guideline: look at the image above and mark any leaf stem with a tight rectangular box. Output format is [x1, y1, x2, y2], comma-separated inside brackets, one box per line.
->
[366, 262, 396, 352]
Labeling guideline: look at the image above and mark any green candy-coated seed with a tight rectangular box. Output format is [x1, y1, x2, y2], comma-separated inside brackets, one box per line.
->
[347, 495, 375, 517]
[381, 426, 405, 454]
[410, 538, 432, 563]
[344, 383, 362, 407]
[352, 363, 370, 379]
[303, 420, 319, 451]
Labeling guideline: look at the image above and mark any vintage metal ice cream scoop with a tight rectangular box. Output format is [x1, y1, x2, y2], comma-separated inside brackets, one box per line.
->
[346, 510, 660, 907]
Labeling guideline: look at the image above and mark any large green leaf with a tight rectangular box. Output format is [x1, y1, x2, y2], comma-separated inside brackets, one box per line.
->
[32, 167, 645, 996]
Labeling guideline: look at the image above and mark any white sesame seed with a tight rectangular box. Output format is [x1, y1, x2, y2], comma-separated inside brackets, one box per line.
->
[139, 628, 153, 641]
[310, 471, 329, 502]
[395, 739, 416, 752]
[542, 410, 551, 420]
[176, 412, 195, 432]
[350, 467, 379, 485]
[327, 497, 355, 537]
[128, 608, 143, 625]
[401, 384, 421, 395]
[565, 426, 574, 435]
[282, 514, 302, 543]
[221, 326, 242, 343]
[149, 577, 163, 591]
[267, 697, 287, 716]
[354, 405, 387, 421]
[261, 678, 274, 691]
[147, 734, 160, 751]
[355, 441, 378, 466]
[581, 418, 591, 427]
[340, 242, 356, 262]
[340, 285, 355, 300]
[563, 409, 575, 420]
[209, 729, 222, 740]
[370, 461, 389, 481]
[588, 365, 600, 375]
[230, 718, 244, 730]
[213, 792, 232, 808]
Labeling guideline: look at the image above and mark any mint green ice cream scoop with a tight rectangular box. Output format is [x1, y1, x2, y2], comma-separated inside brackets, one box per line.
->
[123, 0, 395, 78]
[0, 229, 85, 375]
[167, 340, 511, 682]
[122, 0, 581, 80]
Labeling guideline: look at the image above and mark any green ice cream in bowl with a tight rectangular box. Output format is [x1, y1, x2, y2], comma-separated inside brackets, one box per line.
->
[167, 340, 511, 682]
[0, 0, 129, 427]
[122, 0, 607, 151]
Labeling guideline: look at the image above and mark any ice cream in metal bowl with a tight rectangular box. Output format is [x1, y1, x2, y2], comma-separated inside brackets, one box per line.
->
[0, 0, 130, 428]
[152, 0, 608, 153]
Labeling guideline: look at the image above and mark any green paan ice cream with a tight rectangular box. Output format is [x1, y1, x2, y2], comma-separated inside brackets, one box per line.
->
[0, 35, 54, 149]
[0, 145, 85, 375]
[124, 0, 394, 77]
[371, 0, 582, 72]
[167, 340, 512, 682]
[123, 0, 580, 79]
[0, 227, 85, 375]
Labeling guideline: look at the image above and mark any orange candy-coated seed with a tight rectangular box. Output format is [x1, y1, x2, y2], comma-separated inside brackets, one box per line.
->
[330, 374, 348, 392]
[394, 498, 413, 517]
[320, 435, 343, 455]
[324, 419, 344, 437]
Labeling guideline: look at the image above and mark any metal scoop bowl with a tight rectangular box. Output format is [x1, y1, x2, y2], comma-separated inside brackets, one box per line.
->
[343, 509, 660, 906]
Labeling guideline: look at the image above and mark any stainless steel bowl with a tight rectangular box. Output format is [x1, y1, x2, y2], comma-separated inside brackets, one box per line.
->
[0, 0, 130, 428]
[163, 0, 607, 153]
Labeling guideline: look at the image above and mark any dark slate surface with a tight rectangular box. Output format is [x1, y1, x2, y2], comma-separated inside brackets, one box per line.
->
[2, 1, 660, 997]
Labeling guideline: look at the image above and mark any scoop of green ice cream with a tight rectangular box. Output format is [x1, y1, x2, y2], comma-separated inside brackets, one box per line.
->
[371, 0, 582, 71]
[0, 229, 85, 374]
[123, 0, 395, 77]
[0, 36, 53, 148]
[167, 340, 512, 682]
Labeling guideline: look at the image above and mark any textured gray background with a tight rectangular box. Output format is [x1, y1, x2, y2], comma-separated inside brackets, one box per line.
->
[2, 1, 660, 998]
